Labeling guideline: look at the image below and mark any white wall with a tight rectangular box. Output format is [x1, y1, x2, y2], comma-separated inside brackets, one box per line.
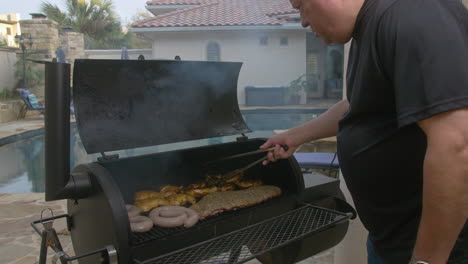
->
[0, 47, 18, 93]
[84, 49, 153, 60]
[146, 30, 307, 105]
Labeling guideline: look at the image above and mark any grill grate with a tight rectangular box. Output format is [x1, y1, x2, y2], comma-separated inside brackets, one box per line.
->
[132, 220, 195, 245]
[137, 205, 350, 264]
[131, 196, 284, 246]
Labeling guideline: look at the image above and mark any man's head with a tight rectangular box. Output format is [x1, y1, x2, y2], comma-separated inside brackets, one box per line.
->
[290, 0, 365, 44]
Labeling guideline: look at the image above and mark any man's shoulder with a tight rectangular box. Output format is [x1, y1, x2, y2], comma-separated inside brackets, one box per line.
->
[379, 0, 466, 24]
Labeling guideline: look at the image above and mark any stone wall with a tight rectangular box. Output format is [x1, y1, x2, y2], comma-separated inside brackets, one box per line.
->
[0, 47, 18, 93]
[0, 101, 23, 123]
[18, 19, 85, 96]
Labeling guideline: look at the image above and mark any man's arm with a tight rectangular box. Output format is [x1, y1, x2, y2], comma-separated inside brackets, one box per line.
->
[260, 99, 349, 163]
[414, 107, 468, 264]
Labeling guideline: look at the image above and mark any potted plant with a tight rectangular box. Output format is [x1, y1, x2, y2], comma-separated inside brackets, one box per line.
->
[287, 73, 318, 105]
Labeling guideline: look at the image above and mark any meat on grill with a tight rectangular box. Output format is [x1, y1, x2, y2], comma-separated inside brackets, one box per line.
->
[190, 185, 282, 219]
[235, 179, 263, 189]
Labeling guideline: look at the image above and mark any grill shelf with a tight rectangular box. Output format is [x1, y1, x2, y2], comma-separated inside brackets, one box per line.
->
[135, 204, 350, 264]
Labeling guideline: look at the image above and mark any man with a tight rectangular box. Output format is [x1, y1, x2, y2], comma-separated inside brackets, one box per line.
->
[260, 0, 468, 263]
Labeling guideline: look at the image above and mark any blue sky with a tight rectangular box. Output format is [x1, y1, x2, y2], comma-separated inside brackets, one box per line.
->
[0, 0, 148, 25]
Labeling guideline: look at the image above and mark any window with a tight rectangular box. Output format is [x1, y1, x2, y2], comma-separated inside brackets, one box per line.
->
[259, 36, 268, 46]
[206, 41, 221, 61]
[280, 36, 288, 46]
[6, 28, 11, 35]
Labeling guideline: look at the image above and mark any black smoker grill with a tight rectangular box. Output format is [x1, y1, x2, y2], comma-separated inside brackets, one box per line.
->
[32, 60, 356, 264]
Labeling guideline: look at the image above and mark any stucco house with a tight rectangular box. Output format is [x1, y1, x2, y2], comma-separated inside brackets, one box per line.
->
[0, 13, 21, 47]
[130, 0, 344, 105]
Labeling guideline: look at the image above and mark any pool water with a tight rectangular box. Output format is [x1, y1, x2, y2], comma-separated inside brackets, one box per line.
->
[0, 111, 322, 193]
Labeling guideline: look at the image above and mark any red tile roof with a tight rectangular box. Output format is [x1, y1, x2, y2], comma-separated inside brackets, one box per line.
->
[133, 0, 298, 28]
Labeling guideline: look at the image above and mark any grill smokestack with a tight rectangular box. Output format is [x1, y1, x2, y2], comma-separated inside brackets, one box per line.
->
[44, 62, 90, 201]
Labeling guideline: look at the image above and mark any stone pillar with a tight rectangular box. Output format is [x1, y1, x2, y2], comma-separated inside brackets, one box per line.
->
[20, 19, 59, 59]
[59, 31, 84, 76]
[19, 19, 59, 96]
[59, 31, 84, 64]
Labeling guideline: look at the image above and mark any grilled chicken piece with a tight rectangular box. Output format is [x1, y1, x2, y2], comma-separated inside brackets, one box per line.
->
[223, 170, 244, 183]
[205, 174, 223, 185]
[186, 182, 207, 189]
[185, 187, 219, 198]
[166, 193, 197, 206]
[190, 185, 282, 219]
[160, 185, 183, 193]
[135, 197, 169, 212]
[235, 179, 263, 189]
[162, 191, 178, 198]
[134, 191, 165, 201]
[218, 183, 236, 192]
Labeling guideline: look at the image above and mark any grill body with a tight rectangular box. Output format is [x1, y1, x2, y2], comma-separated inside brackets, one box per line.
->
[66, 139, 351, 264]
[40, 60, 354, 264]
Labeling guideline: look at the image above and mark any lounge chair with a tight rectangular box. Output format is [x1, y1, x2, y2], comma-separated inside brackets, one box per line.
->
[16, 89, 74, 119]
[17, 89, 45, 119]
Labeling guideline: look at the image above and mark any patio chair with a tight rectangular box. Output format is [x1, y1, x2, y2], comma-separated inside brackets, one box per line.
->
[17, 89, 45, 119]
[16, 89, 75, 119]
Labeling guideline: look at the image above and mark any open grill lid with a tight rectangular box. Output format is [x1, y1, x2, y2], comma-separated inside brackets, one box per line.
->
[73, 59, 251, 154]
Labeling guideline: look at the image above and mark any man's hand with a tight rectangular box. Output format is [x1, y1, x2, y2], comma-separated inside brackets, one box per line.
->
[260, 131, 299, 165]
[260, 99, 350, 165]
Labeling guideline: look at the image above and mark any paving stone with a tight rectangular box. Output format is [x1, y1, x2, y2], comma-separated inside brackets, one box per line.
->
[9, 255, 38, 264]
[0, 244, 35, 264]
[0, 203, 62, 219]
[17, 236, 34, 245]
[0, 215, 41, 237]
[0, 193, 45, 204]
[0, 237, 15, 245]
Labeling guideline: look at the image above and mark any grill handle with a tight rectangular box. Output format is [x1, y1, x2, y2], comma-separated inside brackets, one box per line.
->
[332, 196, 357, 219]
[44, 61, 91, 201]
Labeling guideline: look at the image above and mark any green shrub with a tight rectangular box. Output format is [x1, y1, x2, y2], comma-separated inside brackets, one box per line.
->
[0, 89, 20, 102]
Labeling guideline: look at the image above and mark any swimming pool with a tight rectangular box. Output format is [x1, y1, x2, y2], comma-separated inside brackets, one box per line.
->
[0, 110, 324, 193]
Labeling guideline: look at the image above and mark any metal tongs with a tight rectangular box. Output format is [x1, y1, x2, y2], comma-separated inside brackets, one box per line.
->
[205, 147, 276, 165]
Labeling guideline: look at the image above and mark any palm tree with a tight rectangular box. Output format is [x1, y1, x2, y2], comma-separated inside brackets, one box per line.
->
[41, 0, 119, 41]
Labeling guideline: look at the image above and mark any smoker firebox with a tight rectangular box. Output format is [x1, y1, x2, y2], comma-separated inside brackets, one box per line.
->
[32, 60, 355, 264]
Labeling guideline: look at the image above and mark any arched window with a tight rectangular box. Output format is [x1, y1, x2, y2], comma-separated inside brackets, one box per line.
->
[206, 41, 221, 61]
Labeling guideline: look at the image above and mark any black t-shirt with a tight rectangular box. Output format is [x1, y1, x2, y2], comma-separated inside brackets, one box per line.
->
[337, 0, 468, 263]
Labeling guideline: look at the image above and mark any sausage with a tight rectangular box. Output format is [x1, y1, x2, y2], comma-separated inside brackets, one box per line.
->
[184, 209, 199, 228]
[126, 205, 142, 217]
[159, 206, 199, 228]
[150, 206, 188, 228]
[150, 206, 200, 228]
[129, 215, 153, 232]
